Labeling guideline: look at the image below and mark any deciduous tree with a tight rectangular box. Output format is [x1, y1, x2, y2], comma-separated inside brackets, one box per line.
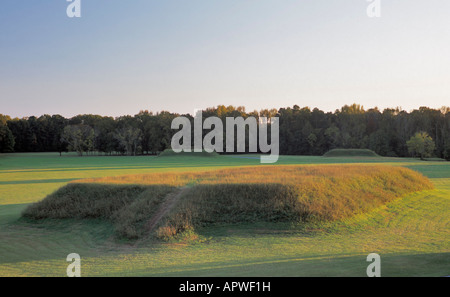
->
[406, 132, 435, 160]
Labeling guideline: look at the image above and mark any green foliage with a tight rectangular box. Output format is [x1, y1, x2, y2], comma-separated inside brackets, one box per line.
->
[3, 105, 450, 159]
[0, 123, 15, 153]
[0, 114, 15, 153]
[114, 126, 141, 156]
[61, 124, 95, 156]
[6, 115, 67, 153]
[407, 132, 436, 160]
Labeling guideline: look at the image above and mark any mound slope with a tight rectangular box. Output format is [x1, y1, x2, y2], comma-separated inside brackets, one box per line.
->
[22, 184, 176, 239]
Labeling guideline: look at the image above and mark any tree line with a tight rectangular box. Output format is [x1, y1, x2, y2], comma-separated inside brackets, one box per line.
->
[1, 104, 449, 160]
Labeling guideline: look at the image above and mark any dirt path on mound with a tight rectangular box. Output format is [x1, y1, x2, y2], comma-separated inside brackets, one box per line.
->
[144, 186, 189, 234]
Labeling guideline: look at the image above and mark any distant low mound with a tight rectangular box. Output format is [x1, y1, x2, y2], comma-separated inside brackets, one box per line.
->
[323, 149, 379, 157]
[22, 164, 433, 240]
[158, 149, 220, 158]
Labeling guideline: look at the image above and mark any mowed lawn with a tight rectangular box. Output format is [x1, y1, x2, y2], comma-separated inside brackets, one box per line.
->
[0, 153, 449, 276]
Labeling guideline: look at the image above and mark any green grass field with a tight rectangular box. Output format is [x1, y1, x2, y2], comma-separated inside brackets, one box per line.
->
[0, 152, 449, 276]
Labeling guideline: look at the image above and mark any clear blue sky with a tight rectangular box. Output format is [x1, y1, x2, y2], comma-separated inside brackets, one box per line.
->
[1, 0, 449, 118]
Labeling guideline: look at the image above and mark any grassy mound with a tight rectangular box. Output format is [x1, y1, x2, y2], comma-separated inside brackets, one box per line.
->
[156, 165, 433, 238]
[22, 183, 175, 239]
[323, 149, 379, 157]
[158, 149, 220, 158]
[22, 165, 433, 241]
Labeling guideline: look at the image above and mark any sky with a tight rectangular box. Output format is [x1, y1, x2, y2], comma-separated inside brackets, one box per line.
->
[1, 0, 449, 118]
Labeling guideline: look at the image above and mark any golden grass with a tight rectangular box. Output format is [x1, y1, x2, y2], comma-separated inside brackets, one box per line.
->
[77, 164, 432, 190]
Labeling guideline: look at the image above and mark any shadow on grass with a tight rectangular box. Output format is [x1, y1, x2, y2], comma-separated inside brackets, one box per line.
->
[405, 164, 450, 179]
[150, 252, 450, 277]
[0, 216, 118, 265]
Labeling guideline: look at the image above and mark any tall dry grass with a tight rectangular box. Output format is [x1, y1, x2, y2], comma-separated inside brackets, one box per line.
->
[79, 164, 433, 192]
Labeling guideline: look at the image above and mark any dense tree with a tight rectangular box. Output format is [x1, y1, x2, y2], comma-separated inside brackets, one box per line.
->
[61, 124, 95, 156]
[3, 104, 449, 159]
[93, 116, 117, 155]
[0, 114, 15, 153]
[114, 126, 141, 156]
[407, 132, 436, 160]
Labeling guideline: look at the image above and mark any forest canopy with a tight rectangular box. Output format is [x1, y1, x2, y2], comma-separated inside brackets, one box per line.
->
[1, 104, 449, 160]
